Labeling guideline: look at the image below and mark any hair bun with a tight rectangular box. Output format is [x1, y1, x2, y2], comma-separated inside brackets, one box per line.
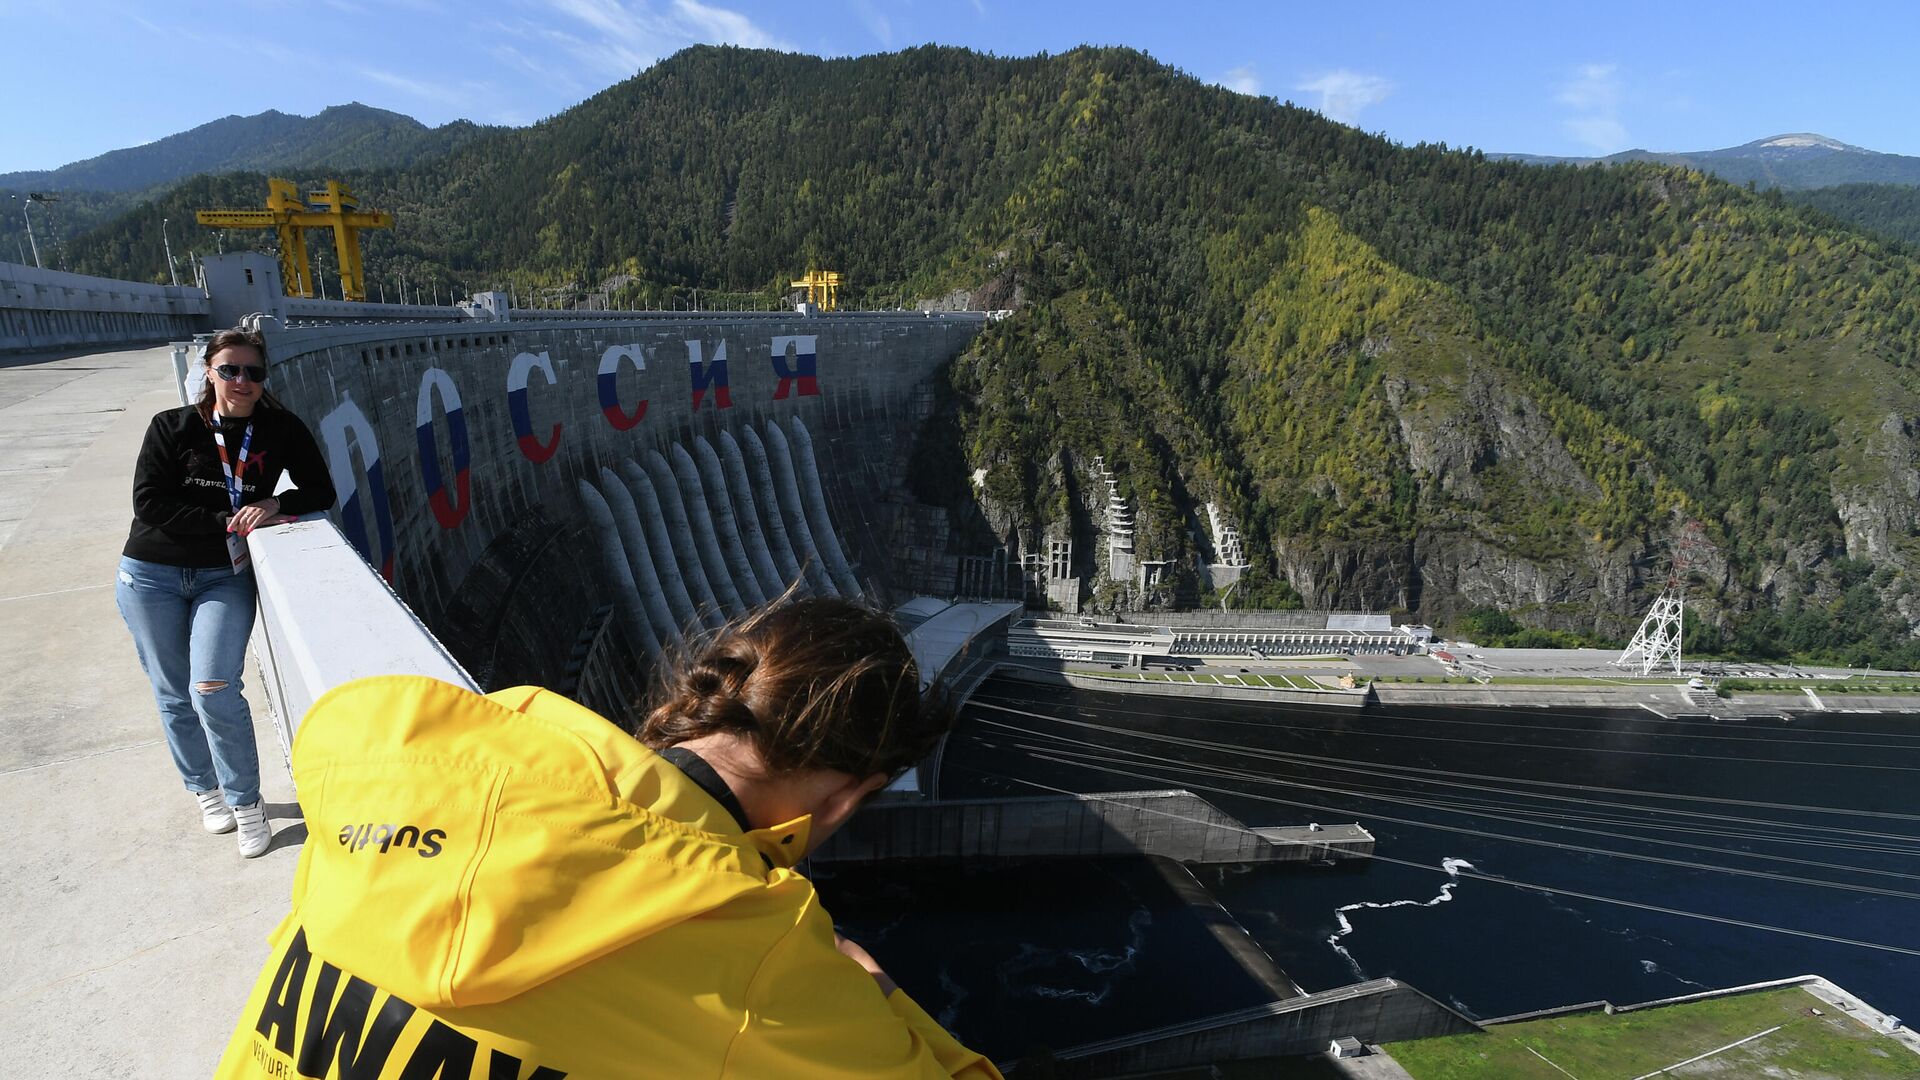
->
[691, 654, 755, 696]
[638, 595, 939, 778]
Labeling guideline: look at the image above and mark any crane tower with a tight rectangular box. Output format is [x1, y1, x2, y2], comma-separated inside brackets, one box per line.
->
[195, 178, 393, 301]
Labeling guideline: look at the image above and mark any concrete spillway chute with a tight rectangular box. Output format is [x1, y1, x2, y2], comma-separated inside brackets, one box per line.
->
[617, 460, 707, 634]
[646, 450, 732, 624]
[761, 421, 839, 597]
[714, 431, 790, 600]
[666, 444, 748, 616]
[736, 426, 808, 588]
[595, 467, 682, 648]
[785, 416, 864, 599]
[577, 480, 665, 662]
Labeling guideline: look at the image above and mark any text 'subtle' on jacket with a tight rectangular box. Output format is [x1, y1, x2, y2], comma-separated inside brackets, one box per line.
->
[216, 675, 1002, 1079]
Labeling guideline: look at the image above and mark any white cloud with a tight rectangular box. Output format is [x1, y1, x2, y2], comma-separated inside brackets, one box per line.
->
[358, 66, 474, 107]
[850, 0, 894, 46]
[1557, 63, 1628, 152]
[1557, 63, 1621, 113]
[671, 0, 788, 49]
[1294, 70, 1393, 126]
[1566, 115, 1629, 153]
[1217, 64, 1261, 96]
[535, 0, 794, 80]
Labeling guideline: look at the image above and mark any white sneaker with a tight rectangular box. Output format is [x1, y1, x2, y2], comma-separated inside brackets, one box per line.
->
[196, 790, 236, 834]
[235, 801, 271, 858]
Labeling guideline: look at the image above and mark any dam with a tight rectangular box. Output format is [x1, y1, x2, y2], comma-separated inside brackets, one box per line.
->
[188, 255, 989, 720]
[0, 255, 1511, 1075]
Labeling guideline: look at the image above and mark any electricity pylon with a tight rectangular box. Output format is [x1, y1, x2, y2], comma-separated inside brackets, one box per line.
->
[1616, 522, 1706, 677]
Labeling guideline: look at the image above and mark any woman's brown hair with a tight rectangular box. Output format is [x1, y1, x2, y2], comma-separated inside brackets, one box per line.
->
[640, 594, 948, 779]
[194, 327, 286, 424]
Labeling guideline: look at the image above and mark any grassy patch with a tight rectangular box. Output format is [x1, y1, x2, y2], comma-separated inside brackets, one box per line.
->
[1370, 675, 1680, 686]
[1723, 678, 1920, 693]
[1388, 987, 1916, 1079]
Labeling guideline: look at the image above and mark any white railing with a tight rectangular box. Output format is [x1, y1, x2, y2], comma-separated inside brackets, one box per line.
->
[248, 518, 475, 770]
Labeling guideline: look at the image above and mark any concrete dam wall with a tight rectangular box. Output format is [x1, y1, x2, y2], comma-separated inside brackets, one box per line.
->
[3, 260, 209, 352]
[253, 312, 986, 719]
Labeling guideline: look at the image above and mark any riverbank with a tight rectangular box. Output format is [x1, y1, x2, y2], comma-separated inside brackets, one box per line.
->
[1000, 662, 1369, 707]
[995, 653, 1920, 718]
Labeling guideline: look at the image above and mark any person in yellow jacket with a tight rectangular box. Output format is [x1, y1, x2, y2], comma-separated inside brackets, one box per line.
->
[216, 596, 1003, 1079]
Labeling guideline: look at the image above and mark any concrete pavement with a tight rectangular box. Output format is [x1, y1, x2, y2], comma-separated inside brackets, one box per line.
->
[0, 345, 302, 1078]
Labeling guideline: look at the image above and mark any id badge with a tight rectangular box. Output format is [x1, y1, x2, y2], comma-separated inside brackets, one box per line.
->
[226, 531, 252, 573]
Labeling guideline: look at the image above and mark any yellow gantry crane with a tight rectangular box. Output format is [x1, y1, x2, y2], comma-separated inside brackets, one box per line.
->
[195, 178, 393, 301]
[790, 269, 843, 311]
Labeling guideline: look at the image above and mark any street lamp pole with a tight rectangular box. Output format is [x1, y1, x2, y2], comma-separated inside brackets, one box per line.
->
[161, 217, 179, 286]
[15, 196, 42, 269]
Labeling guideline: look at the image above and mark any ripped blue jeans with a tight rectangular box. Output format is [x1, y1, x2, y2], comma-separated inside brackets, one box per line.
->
[115, 556, 261, 807]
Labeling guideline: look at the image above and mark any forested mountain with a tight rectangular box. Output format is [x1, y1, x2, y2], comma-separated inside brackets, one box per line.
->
[0, 104, 491, 192]
[1501, 133, 1920, 190]
[64, 47, 1920, 665]
[0, 104, 493, 270]
[1789, 184, 1920, 249]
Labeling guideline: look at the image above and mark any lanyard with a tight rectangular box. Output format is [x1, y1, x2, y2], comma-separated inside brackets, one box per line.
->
[209, 411, 256, 512]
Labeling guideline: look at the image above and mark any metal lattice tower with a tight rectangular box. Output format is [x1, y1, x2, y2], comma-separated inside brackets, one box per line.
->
[1616, 523, 1706, 677]
[1617, 590, 1685, 676]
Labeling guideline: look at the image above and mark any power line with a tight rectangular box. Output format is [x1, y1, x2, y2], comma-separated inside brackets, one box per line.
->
[978, 719, 1920, 877]
[966, 698, 1920, 827]
[974, 681, 1920, 741]
[998, 742, 1920, 903]
[941, 760, 1920, 960]
[968, 690, 1920, 768]
[968, 710, 1920, 850]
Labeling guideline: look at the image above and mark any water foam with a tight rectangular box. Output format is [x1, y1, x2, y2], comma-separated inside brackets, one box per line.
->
[1002, 907, 1154, 1006]
[1639, 959, 1712, 990]
[1327, 857, 1477, 980]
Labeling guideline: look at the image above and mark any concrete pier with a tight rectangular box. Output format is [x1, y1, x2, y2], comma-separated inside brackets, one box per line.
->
[1051, 979, 1479, 1077]
[1254, 824, 1377, 861]
[810, 789, 1374, 866]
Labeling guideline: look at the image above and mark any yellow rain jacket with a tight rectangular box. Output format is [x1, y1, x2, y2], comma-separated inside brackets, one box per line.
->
[215, 675, 1001, 1079]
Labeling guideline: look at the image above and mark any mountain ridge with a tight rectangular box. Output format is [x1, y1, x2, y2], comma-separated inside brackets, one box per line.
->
[56, 46, 1920, 665]
[1497, 132, 1920, 190]
[0, 102, 498, 192]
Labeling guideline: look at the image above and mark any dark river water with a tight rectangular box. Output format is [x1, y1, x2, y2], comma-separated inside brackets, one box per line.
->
[925, 675, 1920, 1032]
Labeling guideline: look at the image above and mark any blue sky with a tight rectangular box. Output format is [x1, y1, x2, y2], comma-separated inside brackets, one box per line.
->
[4, 0, 1919, 174]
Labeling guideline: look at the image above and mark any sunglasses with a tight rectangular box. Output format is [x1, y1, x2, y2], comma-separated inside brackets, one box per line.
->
[213, 363, 269, 384]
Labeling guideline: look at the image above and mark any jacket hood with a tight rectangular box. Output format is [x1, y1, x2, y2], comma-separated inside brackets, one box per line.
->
[285, 675, 812, 1008]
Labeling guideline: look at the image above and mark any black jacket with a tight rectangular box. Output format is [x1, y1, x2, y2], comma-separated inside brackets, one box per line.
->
[123, 405, 336, 568]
